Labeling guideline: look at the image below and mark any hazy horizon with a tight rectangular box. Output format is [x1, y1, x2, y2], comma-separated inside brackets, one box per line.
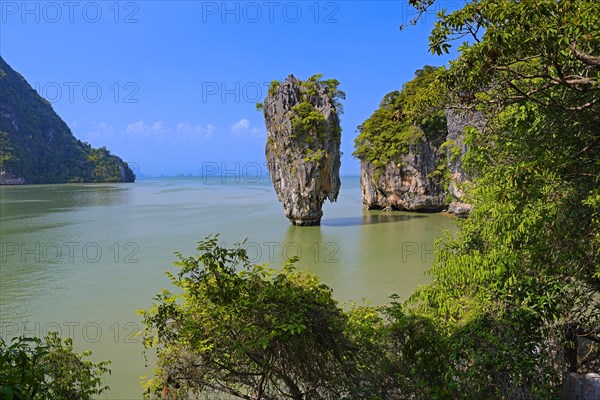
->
[0, 1, 462, 176]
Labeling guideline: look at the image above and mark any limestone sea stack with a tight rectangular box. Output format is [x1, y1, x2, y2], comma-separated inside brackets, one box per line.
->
[262, 74, 342, 225]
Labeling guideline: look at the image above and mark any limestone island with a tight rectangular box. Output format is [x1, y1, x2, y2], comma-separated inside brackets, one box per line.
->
[0, 55, 135, 185]
[259, 74, 344, 226]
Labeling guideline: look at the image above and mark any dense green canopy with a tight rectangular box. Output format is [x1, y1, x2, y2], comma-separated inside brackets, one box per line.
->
[0, 56, 135, 184]
[0, 334, 110, 400]
[353, 65, 447, 169]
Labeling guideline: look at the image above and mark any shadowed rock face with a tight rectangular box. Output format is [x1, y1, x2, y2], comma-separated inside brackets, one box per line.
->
[0, 55, 135, 184]
[263, 75, 341, 226]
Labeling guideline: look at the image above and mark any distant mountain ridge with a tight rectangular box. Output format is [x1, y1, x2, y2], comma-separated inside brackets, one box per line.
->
[0, 55, 135, 184]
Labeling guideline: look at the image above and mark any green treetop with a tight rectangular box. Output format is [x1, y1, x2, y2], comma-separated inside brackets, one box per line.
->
[353, 65, 447, 168]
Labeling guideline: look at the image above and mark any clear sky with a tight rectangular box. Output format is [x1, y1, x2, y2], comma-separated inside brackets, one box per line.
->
[0, 1, 461, 177]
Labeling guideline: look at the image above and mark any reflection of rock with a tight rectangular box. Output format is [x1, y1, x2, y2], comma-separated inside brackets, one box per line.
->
[359, 108, 485, 216]
[263, 75, 341, 226]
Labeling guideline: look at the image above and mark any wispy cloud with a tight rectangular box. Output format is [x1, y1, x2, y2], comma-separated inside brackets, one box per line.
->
[80, 119, 217, 147]
[126, 120, 170, 137]
[231, 118, 250, 132]
[124, 120, 215, 140]
[176, 122, 216, 138]
[230, 118, 265, 138]
[85, 121, 115, 141]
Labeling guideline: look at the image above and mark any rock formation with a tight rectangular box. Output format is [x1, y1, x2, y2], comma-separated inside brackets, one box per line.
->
[359, 109, 484, 216]
[262, 75, 342, 225]
[561, 373, 600, 400]
[444, 108, 485, 216]
[0, 55, 135, 184]
[360, 138, 446, 212]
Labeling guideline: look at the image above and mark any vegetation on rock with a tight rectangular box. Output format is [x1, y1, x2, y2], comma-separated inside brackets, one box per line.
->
[262, 74, 343, 225]
[263, 73, 345, 144]
[0, 56, 135, 184]
[353, 65, 447, 169]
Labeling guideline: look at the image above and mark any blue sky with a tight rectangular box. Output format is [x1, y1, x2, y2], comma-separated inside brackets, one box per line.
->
[0, 1, 461, 176]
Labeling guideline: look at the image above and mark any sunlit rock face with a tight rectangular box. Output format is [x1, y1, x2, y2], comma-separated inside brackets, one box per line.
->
[360, 108, 484, 216]
[263, 75, 341, 226]
[360, 142, 446, 212]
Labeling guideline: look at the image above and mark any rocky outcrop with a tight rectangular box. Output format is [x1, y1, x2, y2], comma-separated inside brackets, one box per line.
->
[263, 75, 341, 225]
[561, 373, 600, 400]
[360, 140, 446, 212]
[360, 109, 484, 216]
[0, 55, 135, 184]
[444, 108, 485, 216]
[0, 173, 25, 185]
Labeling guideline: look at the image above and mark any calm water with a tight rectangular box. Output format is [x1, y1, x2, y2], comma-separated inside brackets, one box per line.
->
[0, 177, 456, 399]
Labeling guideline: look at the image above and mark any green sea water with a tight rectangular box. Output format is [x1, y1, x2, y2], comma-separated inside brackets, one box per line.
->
[0, 177, 456, 399]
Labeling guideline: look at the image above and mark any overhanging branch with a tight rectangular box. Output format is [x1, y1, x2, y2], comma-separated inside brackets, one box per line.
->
[570, 43, 600, 67]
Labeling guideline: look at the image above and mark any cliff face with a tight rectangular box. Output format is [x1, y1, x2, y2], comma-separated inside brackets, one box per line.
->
[263, 75, 341, 225]
[359, 109, 484, 216]
[444, 109, 485, 216]
[360, 139, 446, 212]
[0, 56, 135, 184]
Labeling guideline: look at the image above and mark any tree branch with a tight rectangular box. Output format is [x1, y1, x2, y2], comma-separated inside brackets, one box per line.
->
[570, 43, 600, 66]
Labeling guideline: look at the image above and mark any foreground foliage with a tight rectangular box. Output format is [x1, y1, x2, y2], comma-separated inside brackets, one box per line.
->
[140, 237, 455, 400]
[141, 236, 346, 399]
[353, 65, 447, 169]
[0, 334, 110, 400]
[142, 0, 599, 398]
[407, 0, 600, 397]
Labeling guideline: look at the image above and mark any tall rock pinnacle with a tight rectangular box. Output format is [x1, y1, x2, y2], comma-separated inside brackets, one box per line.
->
[262, 74, 343, 226]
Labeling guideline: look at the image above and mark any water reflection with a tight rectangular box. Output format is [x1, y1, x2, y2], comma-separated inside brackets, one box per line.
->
[0, 184, 133, 221]
[275, 207, 456, 306]
[0, 184, 132, 218]
[322, 210, 427, 227]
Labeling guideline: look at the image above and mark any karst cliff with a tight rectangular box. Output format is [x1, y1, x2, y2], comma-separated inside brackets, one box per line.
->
[261, 74, 343, 225]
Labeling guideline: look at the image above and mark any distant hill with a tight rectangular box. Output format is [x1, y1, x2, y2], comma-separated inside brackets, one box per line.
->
[0, 56, 135, 184]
